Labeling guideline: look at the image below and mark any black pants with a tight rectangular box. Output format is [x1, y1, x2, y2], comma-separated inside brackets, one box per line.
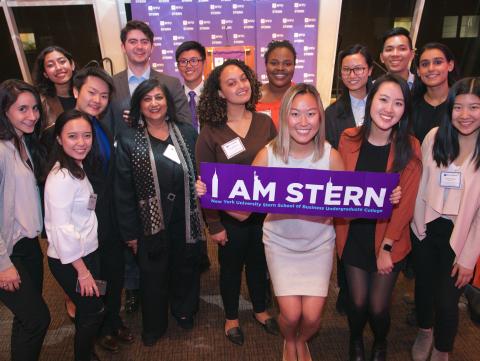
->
[412, 217, 463, 352]
[137, 219, 201, 339]
[48, 251, 104, 361]
[98, 239, 125, 336]
[0, 237, 50, 361]
[219, 213, 267, 320]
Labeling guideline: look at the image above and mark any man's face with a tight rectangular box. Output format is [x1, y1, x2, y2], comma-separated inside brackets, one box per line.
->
[177, 49, 204, 88]
[121, 29, 153, 67]
[74, 76, 110, 118]
[380, 35, 414, 77]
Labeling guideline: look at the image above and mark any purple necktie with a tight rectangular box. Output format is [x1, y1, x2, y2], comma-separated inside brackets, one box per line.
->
[188, 91, 199, 132]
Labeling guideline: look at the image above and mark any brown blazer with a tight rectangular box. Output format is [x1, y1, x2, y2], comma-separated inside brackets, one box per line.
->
[335, 127, 422, 264]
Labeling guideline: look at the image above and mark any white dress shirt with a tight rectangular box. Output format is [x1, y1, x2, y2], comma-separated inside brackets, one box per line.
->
[44, 164, 98, 264]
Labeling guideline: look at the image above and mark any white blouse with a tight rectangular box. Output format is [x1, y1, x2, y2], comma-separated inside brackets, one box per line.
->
[44, 163, 98, 264]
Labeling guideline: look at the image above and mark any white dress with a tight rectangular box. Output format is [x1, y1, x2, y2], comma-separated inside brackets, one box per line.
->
[263, 143, 335, 296]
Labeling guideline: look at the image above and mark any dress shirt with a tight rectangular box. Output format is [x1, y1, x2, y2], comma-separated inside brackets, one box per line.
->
[128, 67, 151, 96]
[349, 93, 367, 127]
[44, 163, 98, 264]
[183, 81, 203, 132]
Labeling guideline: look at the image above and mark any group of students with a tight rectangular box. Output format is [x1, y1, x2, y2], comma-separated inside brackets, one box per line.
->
[0, 20, 479, 361]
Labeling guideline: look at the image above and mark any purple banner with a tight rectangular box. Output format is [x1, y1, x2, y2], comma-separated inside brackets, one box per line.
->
[199, 162, 400, 219]
[131, 0, 318, 84]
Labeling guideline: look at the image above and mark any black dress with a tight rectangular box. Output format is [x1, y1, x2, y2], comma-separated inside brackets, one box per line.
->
[411, 97, 447, 143]
[342, 140, 390, 272]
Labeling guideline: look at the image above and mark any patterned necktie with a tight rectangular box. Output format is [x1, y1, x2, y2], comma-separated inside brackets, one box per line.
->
[188, 90, 199, 131]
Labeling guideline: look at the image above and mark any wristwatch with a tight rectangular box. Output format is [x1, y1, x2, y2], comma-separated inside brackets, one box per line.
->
[382, 244, 393, 252]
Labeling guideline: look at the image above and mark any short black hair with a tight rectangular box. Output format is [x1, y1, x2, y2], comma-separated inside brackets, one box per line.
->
[382, 27, 413, 49]
[264, 40, 297, 65]
[73, 66, 114, 97]
[120, 20, 154, 44]
[175, 41, 206, 62]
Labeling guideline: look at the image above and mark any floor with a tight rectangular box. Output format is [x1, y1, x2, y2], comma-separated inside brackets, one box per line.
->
[1, 240, 479, 361]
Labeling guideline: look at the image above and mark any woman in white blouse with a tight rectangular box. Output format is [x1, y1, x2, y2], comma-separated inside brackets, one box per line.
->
[44, 109, 104, 361]
[0, 79, 50, 361]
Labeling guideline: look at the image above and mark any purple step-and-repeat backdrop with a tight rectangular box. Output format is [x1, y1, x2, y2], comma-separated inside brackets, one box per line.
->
[131, 0, 319, 84]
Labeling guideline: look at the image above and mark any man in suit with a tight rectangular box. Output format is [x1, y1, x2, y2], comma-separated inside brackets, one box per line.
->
[380, 27, 415, 89]
[109, 19, 192, 317]
[109, 20, 191, 136]
[175, 40, 206, 133]
[175, 40, 211, 272]
[72, 66, 134, 354]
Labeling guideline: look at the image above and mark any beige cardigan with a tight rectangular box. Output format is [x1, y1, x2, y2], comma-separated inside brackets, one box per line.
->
[412, 127, 480, 270]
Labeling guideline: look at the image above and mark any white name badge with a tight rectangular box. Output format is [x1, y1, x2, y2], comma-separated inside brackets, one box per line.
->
[440, 171, 461, 189]
[163, 144, 181, 164]
[87, 193, 98, 210]
[221, 137, 246, 159]
[259, 109, 272, 118]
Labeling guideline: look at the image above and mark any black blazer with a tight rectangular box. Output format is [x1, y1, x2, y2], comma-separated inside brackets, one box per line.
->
[114, 122, 197, 242]
[84, 115, 120, 245]
[325, 96, 356, 149]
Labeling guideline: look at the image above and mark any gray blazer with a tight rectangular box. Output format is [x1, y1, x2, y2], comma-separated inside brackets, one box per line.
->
[108, 68, 191, 136]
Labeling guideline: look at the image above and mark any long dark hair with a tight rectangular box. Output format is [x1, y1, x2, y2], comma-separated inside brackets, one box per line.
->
[46, 109, 99, 180]
[0, 79, 46, 179]
[129, 79, 178, 129]
[337, 44, 373, 114]
[33, 46, 76, 97]
[353, 74, 415, 173]
[433, 77, 480, 170]
[412, 42, 458, 102]
[198, 59, 261, 127]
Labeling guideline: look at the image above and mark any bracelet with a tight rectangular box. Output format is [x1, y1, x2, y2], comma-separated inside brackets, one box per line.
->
[78, 271, 90, 280]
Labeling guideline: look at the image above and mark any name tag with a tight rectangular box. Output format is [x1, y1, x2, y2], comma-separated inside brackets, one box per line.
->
[440, 171, 461, 189]
[163, 144, 181, 164]
[258, 109, 272, 118]
[221, 137, 246, 159]
[87, 193, 98, 210]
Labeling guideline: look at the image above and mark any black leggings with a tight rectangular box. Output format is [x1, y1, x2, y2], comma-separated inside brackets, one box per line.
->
[412, 217, 463, 352]
[344, 264, 400, 343]
[48, 251, 104, 361]
[0, 237, 50, 361]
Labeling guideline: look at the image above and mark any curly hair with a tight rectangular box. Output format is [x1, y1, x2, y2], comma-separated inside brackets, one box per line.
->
[197, 59, 261, 128]
[264, 40, 297, 65]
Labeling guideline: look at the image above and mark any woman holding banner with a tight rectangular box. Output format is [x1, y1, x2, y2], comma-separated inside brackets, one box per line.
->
[255, 83, 344, 361]
[196, 59, 278, 345]
[411, 77, 480, 361]
[336, 74, 421, 361]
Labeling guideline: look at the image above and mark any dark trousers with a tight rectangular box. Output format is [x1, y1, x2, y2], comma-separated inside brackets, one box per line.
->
[123, 247, 140, 290]
[412, 217, 463, 352]
[48, 251, 104, 361]
[219, 213, 267, 320]
[0, 237, 50, 361]
[137, 219, 201, 338]
[99, 239, 125, 336]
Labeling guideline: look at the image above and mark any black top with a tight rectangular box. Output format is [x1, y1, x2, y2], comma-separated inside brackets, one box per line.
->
[149, 134, 185, 224]
[58, 96, 76, 111]
[325, 96, 356, 150]
[342, 140, 390, 272]
[411, 97, 448, 143]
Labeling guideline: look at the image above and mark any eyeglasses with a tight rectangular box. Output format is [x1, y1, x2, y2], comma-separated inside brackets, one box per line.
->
[341, 67, 367, 76]
[178, 57, 202, 67]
